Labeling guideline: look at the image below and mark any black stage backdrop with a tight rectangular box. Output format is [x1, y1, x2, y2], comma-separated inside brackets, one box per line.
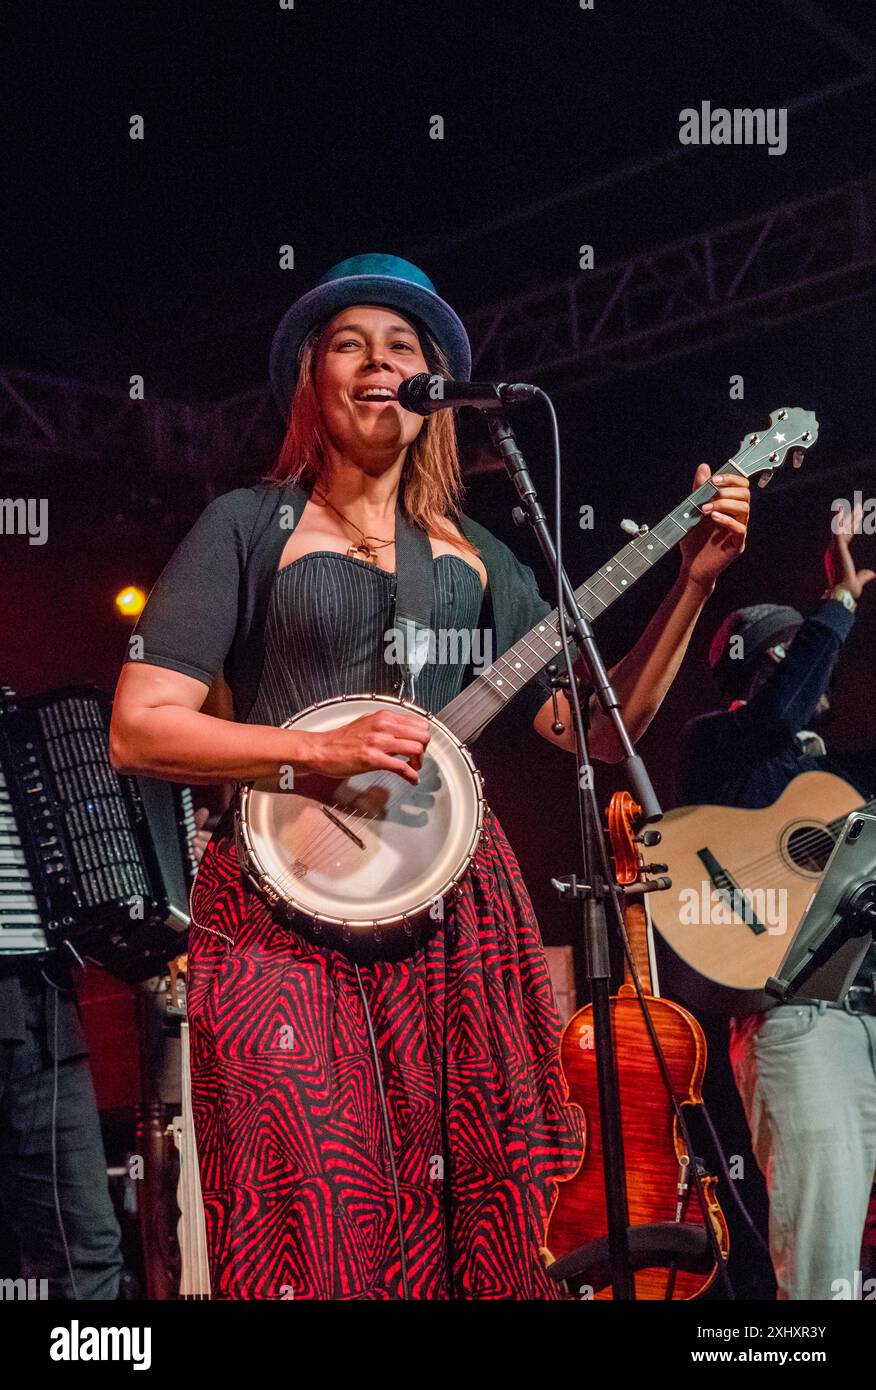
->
[1, 0, 874, 1306]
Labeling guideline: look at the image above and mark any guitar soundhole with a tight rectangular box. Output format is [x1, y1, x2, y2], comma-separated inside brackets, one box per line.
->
[785, 823, 834, 873]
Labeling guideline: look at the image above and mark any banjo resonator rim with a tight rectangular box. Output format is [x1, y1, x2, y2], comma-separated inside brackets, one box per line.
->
[235, 693, 486, 941]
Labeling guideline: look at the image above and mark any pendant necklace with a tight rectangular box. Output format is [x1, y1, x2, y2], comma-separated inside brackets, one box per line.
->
[313, 489, 395, 566]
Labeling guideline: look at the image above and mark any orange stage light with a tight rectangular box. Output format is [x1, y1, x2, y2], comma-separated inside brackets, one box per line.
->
[115, 585, 147, 619]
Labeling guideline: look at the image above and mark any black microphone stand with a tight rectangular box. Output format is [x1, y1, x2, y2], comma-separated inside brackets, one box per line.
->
[487, 412, 664, 1301]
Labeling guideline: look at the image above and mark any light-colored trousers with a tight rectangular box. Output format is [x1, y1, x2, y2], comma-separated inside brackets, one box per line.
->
[730, 1001, 876, 1300]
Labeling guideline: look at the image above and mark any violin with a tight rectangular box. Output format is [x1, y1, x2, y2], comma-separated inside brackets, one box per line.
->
[544, 791, 729, 1299]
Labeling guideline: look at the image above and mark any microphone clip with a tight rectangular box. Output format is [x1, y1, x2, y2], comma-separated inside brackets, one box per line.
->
[547, 662, 571, 734]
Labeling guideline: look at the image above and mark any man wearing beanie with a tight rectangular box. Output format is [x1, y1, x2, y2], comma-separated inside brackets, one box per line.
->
[674, 502, 876, 1299]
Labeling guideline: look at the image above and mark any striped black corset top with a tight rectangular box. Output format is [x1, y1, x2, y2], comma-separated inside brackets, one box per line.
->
[246, 550, 485, 725]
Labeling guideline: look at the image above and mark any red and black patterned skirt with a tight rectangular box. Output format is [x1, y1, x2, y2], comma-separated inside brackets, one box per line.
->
[187, 805, 583, 1300]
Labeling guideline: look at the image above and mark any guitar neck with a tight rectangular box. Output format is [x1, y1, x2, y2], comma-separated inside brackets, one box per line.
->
[439, 473, 726, 746]
[175, 1016, 211, 1299]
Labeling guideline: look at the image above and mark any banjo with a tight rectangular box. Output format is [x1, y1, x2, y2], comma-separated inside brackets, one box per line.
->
[234, 409, 818, 954]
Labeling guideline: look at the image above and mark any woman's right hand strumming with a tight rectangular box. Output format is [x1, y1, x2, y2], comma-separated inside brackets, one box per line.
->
[110, 665, 432, 788]
[308, 710, 431, 786]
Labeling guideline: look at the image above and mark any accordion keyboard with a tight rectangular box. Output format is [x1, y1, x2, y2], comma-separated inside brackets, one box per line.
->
[0, 765, 47, 952]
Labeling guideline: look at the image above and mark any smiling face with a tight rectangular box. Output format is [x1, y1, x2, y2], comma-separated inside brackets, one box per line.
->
[312, 304, 429, 463]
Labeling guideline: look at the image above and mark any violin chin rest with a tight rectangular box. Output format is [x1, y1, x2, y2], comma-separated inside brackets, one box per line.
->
[545, 1222, 713, 1287]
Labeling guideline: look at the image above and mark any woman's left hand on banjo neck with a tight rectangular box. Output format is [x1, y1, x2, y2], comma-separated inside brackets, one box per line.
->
[535, 464, 750, 761]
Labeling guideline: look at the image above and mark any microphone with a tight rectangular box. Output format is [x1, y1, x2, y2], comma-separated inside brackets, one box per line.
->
[396, 373, 540, 415]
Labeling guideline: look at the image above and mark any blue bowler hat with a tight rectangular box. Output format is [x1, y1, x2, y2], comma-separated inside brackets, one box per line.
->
[269, 253, 472, 417]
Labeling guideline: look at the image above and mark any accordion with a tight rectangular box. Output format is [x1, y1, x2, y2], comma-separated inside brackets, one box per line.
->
[0, 684, 198, 981]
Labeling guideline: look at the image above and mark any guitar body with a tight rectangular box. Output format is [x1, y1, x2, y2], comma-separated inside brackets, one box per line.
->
[650, 772, 861, 1015]
[547, 985, 729, 1300]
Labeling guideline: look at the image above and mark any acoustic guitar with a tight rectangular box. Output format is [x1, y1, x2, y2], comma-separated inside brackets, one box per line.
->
[649, 771, 876, 1015]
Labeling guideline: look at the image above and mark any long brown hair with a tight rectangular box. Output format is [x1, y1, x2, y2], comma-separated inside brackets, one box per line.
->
[264, 317, 479, 555]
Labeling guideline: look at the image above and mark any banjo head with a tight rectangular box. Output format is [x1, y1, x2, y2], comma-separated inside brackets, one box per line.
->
[237, 695, 484, 940]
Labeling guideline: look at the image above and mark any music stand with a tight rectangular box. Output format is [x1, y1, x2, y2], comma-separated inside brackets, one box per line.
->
[766, 812, 876, 1004]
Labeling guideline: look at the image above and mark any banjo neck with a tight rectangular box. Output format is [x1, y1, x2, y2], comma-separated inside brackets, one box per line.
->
[439, 406, 818, 749]
[438, 484, 711, 747]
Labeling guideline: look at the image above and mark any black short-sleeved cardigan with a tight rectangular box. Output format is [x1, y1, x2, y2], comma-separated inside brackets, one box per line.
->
[128, 480, 564, 730]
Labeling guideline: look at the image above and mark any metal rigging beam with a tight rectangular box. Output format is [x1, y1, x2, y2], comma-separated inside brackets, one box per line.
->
[0, 180, 872, 479]
[467, 178, 876, 388]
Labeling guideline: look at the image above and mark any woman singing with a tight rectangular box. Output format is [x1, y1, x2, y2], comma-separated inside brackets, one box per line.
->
[110, 253, 749, 1299]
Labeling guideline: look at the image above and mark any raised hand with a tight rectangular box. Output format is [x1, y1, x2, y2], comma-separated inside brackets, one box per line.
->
[825, 499, 875, 600]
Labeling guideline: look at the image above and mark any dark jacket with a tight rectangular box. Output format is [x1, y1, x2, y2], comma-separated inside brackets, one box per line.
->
[675, 598, 873, 809]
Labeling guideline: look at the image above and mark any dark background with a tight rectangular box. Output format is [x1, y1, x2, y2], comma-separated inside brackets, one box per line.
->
[2, 0, 875, 1299]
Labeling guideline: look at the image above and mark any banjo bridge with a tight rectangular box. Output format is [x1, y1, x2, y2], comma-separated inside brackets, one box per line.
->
[321, 804, 366, 850]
